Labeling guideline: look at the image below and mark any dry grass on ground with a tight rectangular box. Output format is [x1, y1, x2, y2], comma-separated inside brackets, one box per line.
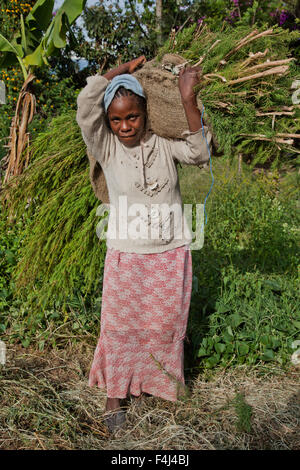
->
[0, 343, 299, 450]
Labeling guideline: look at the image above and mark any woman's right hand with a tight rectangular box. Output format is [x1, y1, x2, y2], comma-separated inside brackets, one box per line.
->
[103, 56, 146, 81]
[127, 56, 147, 74]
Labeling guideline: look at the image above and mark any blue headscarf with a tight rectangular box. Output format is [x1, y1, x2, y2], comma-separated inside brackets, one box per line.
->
[103, 74, 146, 112]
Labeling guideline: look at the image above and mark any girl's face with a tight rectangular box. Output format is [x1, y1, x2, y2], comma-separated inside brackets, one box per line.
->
[107, 95, 146, 148]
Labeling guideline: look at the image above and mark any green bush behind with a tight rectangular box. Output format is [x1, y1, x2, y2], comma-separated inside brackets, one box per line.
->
[180, 161, 299, 369]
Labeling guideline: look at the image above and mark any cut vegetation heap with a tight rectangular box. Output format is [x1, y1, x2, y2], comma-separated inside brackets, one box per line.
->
[147, 23, 300, 168]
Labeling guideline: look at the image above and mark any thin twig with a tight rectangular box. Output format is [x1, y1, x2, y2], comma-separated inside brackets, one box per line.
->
[194, 39, 221, 66]
[238, 153, 242, 175]
[241, 58, 295, 74]
[222, 28, 273, 63]
[264, 106, 295, 111]
[239, 133, 294, 145]
[251, 5, 257, 25]
[276, 133, 300, 138]
[256, 111, 295, 116]
[240, 49, 269, 68]
[214, 101, 233, 108]
[193, 22, 206, 41]
[178, 4, 203, 36]
[237, 29, 259, 47]
[176, 15, 193, 35]
[34, 432, 46, 450]
[203, 73, 227, 82]
[228, 65, 289, 85]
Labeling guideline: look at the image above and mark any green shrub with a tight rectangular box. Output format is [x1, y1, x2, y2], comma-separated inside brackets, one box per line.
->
[183, 162, 300, 369]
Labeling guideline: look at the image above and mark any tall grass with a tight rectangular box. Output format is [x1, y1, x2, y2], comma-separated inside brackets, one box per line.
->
[0, 345, 299, 449]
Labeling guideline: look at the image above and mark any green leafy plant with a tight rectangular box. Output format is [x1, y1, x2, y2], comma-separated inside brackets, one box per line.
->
[0, 0, 87, 79]
[182, 161, 300, 369]
[0, 0, 87, 187]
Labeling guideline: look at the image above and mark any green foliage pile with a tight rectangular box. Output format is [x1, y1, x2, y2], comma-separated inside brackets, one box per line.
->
[159, 23, 300, 169]
[74, 0, 298, 72]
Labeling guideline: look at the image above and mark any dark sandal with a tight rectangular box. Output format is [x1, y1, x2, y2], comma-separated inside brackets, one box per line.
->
[103, 409, 126, 433]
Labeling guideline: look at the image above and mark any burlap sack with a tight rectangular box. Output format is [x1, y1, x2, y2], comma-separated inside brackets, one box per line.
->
[87, 151, 109, 204]
[88, 54, 211, 204]
[133, 53, 204, 139]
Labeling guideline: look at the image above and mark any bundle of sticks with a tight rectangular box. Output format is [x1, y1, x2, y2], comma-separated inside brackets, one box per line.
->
[134, 25, 299, 164]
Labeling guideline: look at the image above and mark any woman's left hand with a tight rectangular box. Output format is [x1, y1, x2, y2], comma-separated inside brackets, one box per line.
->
[103, 56, 146, 81]
[178, 66, 202, 103]
[128, 56, 147, 74]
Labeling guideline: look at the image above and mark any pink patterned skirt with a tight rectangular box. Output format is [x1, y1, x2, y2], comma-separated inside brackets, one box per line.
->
[88, 244, 193, 402]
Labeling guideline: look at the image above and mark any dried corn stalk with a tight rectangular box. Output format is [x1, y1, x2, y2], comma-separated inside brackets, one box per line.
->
[3, 73, 36, 185]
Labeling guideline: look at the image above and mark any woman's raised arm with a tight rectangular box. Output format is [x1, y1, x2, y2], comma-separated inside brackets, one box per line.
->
[76, 56, 146, 165]
[166, 66, 212, 165]
[103, 56, 146, 80]
[178, 66, 203, 133]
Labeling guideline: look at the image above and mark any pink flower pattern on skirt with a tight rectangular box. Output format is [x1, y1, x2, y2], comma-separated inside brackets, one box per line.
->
[88, 245, 193, 402]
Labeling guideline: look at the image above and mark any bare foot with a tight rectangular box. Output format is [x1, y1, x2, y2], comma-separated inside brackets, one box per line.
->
[105, 397, 121, 412]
